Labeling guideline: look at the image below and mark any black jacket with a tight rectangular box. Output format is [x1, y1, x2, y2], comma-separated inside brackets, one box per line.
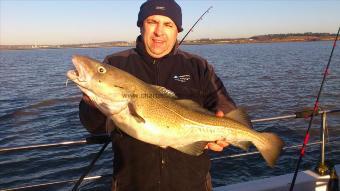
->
[79, 36, 236, 191]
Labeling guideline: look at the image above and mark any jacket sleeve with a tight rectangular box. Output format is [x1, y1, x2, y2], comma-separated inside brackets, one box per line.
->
[79, 99, 107, 135]
[201, 62, 236, 114]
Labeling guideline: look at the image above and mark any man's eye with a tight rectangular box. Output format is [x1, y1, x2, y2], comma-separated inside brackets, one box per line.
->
[147, 20, 157, 24]
[165, 23, 174, 28]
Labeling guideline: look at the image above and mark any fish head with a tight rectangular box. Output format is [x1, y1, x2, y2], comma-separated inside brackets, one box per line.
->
[67, 55, 131, 115]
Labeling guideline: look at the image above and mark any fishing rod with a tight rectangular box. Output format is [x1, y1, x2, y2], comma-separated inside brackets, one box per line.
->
[71, 138, 110, 191]
[70, 7, 214, 191]
[178, 6, 213, 46]
[289, 27, 340, 191]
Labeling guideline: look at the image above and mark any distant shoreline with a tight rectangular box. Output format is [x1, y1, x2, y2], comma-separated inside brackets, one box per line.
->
[0, 33, 336, 51]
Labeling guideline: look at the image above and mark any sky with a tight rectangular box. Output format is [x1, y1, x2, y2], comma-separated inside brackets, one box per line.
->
[1, 0, 340, 45]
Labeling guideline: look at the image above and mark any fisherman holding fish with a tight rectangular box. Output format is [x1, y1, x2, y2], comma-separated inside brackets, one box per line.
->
[73, 0, 283, 190]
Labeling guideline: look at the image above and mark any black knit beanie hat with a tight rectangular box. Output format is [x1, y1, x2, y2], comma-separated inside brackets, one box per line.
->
[137, 0, 183, 32]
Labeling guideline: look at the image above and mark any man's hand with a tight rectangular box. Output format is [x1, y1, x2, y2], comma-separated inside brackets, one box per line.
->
[205, 110, 230, 151]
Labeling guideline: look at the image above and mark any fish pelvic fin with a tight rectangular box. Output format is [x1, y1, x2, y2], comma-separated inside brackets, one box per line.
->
[254, 132, 284, 168]
[171, 141, 208, 156]
[229, 141, 251, 151]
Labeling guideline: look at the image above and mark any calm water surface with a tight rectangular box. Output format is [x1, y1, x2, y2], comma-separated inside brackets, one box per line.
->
[0, 41, 339, 190]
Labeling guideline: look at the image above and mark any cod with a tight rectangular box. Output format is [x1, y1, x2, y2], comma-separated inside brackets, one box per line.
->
[67, 55, 284, 167]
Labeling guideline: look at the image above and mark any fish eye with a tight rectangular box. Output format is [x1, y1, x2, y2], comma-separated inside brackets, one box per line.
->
[98, 66, 106, 74]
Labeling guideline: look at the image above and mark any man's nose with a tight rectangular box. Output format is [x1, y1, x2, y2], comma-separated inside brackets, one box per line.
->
[154, 24, 164, 36]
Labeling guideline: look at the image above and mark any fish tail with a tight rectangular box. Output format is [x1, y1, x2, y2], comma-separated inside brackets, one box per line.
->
[253, 132, 284, 168]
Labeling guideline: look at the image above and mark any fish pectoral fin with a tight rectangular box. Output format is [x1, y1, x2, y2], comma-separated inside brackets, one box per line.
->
[175, 100, 214, 115]
[128, 103, 145, 123]
[225, 108, 252, 128]
[171, 141, 208, 156]
[229, 140, 252, 151]
[151, 85, 177, 98]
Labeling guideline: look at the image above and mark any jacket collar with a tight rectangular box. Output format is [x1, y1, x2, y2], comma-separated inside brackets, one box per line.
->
[135, 35, 179, 64]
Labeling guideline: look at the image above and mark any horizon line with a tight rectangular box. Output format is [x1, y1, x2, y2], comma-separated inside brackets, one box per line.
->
[0, 32, 336, 46]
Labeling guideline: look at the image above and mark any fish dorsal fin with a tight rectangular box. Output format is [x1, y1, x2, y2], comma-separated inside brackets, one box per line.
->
[151, 85, 177, 99]
[171, 141, 208, 156]
[225, 108, 252, 128]
[128, 103, 145, 123]
[175, 99, 214, 115]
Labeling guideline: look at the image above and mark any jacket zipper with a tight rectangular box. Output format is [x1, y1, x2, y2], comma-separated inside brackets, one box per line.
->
[153, 59, 160, 85]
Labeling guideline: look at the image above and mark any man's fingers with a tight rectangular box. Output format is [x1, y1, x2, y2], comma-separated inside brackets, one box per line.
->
[215, 110, 224, 117]
[216, 140, 229, 147]
[206, 143, 223, 151]
[205, 140, 230, 151]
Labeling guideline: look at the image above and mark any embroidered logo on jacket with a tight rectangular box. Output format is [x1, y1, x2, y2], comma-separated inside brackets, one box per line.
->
[173, 75, 191, 83]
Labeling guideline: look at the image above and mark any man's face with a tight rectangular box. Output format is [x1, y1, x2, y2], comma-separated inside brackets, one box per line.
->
[141, 15, 178, 58]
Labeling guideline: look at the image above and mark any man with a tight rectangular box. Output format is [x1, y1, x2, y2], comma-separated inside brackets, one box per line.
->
[79, 0, 236, 190]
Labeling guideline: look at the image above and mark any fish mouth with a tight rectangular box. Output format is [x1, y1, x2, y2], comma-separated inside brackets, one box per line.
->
[66, 69, 79, 81]
[66, 55, 90, 84]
